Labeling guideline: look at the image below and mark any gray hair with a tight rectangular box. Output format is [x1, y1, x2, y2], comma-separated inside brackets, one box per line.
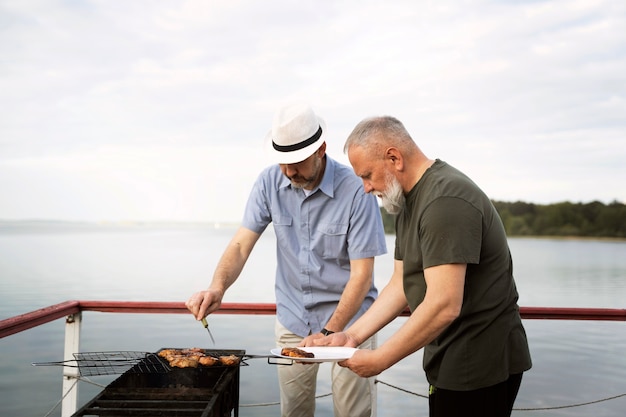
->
[343, 116, 415, 158]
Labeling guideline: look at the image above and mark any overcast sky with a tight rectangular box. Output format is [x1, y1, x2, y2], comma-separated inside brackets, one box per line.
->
[1, 0, 624, 223]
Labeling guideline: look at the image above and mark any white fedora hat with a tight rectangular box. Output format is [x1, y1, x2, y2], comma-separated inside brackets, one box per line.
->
[265, 103, 326, 164]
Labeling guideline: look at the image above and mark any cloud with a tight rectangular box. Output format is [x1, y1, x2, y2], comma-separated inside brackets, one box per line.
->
[0, 0, 624, 221]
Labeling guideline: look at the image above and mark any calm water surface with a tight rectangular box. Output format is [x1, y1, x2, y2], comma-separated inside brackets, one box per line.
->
[0, 223, 625, 417]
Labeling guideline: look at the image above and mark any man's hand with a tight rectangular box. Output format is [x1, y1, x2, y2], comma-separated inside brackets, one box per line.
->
[313, 331, 388, 377]
[299, 332, 326, 347]
[312, 331, 359, 348]
[185, 289, 224, 320]
[338, 348, 386, 378]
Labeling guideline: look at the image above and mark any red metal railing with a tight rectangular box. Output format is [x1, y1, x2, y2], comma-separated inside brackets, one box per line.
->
[2, 300, 625, 339]
[2, 300, 625, 417]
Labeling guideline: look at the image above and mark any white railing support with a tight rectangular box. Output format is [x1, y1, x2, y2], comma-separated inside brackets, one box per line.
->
[61, 312, 81, 417]
[372, 332, 378, 417]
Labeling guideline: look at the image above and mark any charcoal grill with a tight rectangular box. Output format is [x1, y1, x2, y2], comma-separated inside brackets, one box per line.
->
[70, 349, 245, 417]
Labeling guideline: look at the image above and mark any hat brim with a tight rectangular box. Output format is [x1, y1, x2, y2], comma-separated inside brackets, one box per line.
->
[264, 117, 327, 164]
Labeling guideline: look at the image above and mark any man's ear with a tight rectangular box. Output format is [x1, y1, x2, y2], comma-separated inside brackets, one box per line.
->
[385, 147, 403, 171]
[316, 142, 327, 158]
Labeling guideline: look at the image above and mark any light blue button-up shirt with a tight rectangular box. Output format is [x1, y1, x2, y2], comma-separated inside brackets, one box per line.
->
[242, 156, 387, 337]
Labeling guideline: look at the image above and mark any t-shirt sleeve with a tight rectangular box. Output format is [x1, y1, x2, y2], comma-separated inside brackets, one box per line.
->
[419, 196, 482, 268]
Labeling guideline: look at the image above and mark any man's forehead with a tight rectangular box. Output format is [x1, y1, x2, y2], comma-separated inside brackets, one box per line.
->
[347, 146, 364, 163]
[348, 148, 373, 176]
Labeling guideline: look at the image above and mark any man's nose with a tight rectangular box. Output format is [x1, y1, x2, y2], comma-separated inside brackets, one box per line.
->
[284, 164, 298, 177]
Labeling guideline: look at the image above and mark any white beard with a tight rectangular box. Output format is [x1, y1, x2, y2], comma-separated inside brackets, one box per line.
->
[379, 175, 405, 215]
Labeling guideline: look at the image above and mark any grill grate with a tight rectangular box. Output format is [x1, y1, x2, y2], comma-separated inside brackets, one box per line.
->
[33, 349, 251, 377]
[72, 351, 169, 376]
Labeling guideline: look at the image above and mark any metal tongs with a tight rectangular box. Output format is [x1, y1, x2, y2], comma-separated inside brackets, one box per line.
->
[201, 317, 216, 344]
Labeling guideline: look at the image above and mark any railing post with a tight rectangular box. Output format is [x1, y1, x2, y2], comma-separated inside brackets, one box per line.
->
[371, 332, 377, 417]
[61, 312, 81, 417]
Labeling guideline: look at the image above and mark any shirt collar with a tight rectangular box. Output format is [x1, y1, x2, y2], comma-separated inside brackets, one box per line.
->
[278, 155, 336, 198]
[317, 155, 335, 198]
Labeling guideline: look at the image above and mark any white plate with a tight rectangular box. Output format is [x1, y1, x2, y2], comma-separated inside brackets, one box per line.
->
[270, 347, 357, 362]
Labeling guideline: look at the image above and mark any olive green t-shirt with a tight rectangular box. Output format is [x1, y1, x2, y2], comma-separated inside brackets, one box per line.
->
[395, 159, 532, 390]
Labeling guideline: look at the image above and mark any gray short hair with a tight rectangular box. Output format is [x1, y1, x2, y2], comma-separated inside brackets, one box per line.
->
[343, 116, 414, 157]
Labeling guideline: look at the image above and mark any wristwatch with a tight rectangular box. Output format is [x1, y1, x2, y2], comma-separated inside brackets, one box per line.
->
[320, 328, 335, 336]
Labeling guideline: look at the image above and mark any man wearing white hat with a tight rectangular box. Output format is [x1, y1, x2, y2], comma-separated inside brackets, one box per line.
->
[187, 103, 387, 417]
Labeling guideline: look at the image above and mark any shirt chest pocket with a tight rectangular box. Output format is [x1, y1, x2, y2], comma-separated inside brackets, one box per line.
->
[273, 215, 294, 249]
[316, 222, 349, 259]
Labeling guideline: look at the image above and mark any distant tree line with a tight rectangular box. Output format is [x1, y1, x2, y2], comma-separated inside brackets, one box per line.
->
[379, 200, 626, 238]
[493, 200, 626, 238]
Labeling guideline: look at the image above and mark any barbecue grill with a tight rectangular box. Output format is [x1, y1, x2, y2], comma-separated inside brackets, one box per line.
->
[70, 349, 245, 417]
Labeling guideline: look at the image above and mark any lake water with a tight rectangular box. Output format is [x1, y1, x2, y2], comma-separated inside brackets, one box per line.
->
[0, 223, 625, 417]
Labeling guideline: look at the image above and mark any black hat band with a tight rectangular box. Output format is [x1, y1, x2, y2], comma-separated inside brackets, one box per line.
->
[272, 126, 322, 153]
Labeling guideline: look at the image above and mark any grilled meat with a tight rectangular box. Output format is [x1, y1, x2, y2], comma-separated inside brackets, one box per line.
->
[280, 347, 315, 359]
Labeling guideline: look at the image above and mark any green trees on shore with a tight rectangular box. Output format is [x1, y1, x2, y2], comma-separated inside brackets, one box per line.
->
[493, 200, 626, 238]
[379, 200, 626, 238]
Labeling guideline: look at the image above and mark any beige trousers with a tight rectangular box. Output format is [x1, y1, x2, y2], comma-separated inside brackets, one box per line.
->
[275, 319, 376, 417]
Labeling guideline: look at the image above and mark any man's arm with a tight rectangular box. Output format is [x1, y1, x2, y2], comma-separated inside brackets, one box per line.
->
[341, 263, 466, 377]
[315, 259, 408, 347]
[322, 257, 374, 332]
[186, 226, 261, 320]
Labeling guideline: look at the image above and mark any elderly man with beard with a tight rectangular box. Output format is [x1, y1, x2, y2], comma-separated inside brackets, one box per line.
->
[315, 116, 532, 417]
[186, 103, 387, 417]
